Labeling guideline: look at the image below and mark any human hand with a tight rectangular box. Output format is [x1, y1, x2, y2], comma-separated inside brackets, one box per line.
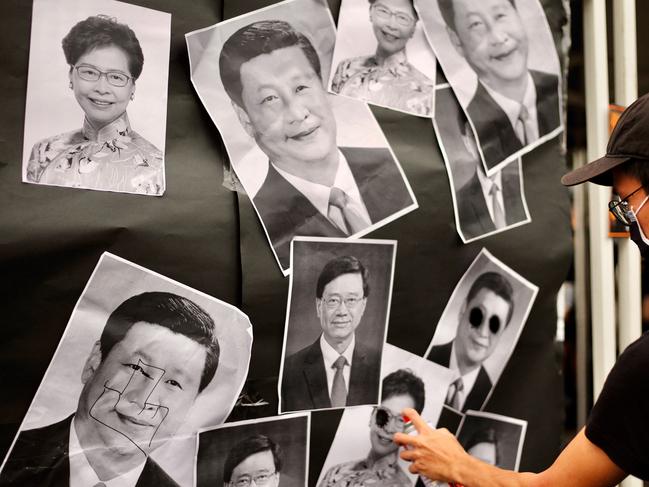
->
[393, 408, 472, 484]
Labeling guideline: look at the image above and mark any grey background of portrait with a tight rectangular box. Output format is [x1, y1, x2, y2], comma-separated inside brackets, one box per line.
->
[23, 0, 170, 175]
[0, 0, 571, 486]
[283, 238, 395, 357]
[196, 415, 309, 487]
[17, 253, 252, 487]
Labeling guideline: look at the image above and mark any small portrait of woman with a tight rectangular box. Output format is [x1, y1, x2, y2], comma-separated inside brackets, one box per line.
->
[25, 13, 166, 195]
[330, 0, 436, 117]
[318, 369, 425, 487]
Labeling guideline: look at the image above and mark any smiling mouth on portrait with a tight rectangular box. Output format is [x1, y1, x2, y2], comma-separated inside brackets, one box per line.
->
[88, 97, 115, 108]
[115, 410, 154, 430]
[491, 46, 518, 63]
[287, 124, 320, 142]
[380, 29, 401, 42]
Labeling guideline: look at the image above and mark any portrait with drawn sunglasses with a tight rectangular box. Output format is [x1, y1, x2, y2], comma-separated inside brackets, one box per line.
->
[424, 248, 538, 413]
[22, 0, 170, 195]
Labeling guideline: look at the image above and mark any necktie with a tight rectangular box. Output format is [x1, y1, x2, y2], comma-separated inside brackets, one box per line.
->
[445, 377, 464, 410]
[516, 105, 530, 145]
[489, 180, 506, 228]
[330, 355, 348, 407]
[328, 187, 369, 235]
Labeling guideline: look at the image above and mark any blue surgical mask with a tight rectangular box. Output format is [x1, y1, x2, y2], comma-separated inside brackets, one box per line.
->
[626, 194, 649, 257]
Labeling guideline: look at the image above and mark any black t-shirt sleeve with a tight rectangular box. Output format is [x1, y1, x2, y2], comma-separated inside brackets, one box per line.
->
[585, 332, 649, 481]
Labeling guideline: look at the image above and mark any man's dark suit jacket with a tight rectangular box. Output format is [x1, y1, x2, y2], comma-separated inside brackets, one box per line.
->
[0, 415, 180, 487]
[467, 69, 560, 171]
[456, 162, 527, 240]
[427, 341, 492, 413]
[281, 337, 381, 412]
[253, 146, 413, 269]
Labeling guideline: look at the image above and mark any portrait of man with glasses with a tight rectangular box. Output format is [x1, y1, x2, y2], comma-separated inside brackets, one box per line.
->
[280, 239, 395, 413]
[329, 0, 435, 117]
[424, 250, 538, 414]
[318, 369, 425, 487]
[223, 435, 282, 487]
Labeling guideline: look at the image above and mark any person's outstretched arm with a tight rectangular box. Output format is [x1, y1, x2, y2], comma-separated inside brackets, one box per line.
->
[393, 408, 627, 487]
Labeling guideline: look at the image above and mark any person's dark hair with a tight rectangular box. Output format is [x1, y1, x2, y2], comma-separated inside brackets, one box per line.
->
[223, 434, 282, 483]
[465, 272, 514, 326]
[316, 255, 369, 298]
[382, 369, 425, 414]
[62, 15, 144, 80]
[438, 0, 516, 33]
[463, 427, 499, 465]
[367, 0, 418, 19]
[100, 292, 219, 393]
[219, 20, 322, 110]
[617, 159, 649, 193]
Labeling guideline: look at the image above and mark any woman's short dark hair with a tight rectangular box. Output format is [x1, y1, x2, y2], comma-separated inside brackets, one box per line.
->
[62, 14, 144, 80]
[367, 0, 417, 18]
[223, 434, 282, 483]
[382, 369, 426, 414]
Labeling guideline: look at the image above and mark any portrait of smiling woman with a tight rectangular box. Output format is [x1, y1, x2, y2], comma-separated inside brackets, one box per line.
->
[330, 0, 434, 117]
[25, 14, 165, 195]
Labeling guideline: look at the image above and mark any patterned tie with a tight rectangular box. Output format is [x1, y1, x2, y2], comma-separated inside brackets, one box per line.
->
[489, 180, 506, 228]
[516, 105, 530, 145]
[445, 377, 464, 410]
[330, 355, 348, 407]
[328, 187, 369, 235]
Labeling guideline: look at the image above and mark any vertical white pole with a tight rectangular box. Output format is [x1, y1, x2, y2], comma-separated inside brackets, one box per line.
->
[583, 0, 617, 397]
[613, 3, 642, 486]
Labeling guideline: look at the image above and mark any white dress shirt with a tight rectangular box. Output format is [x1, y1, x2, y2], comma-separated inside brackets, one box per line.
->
[69, 417, 146, 487]
[476, 168, 505, 224]
[272, 150, 372, 229]
[320, 334, 355, 397]
[481, 72, 539, 145]
[448, 344, 481, 411]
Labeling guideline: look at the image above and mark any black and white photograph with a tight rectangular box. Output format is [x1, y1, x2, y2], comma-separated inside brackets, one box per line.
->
[424, 248, 538, 413]
[329, 0, 436, 117]
[381, 344, 455, 427]
[415, 0, 563, 174]
[186, 0, 417, 274]
[22, 0, 171, 195]
[434, 85, 530, 242]
[456, 410, 527, 470]
[0, 253, 253, 487]
[316, 368, 426, 487]
[279, 237, 396, 413]
[195, 414, 309, 487]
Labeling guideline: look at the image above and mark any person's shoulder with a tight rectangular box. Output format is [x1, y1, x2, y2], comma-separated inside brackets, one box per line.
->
[530, 69, 559, 91]
[285, 339, 321, 364]
[141, 456, 181, 486]
[127, 131, 164, 165]
[320, 459, 364, 487]
[336, 55, 375, 73]
[404, 63, 435, 90]
[341, 146, 393, 167]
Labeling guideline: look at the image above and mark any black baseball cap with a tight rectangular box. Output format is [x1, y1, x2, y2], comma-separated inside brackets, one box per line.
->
[561, 93, 649, 187]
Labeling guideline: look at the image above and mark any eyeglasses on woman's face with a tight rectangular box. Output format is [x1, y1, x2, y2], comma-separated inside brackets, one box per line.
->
[75, 64, 132, 87]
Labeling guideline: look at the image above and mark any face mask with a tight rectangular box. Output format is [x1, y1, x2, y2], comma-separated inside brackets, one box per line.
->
[626, 195, 649, 257]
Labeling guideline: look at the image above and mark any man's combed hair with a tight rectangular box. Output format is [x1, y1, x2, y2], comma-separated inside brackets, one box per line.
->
[382, 369, 426, 414]
[465, 272, 515, 326]
[100, 292, 219, 393]
[316, 255, 370, 298]
[219, 20, 322, 110]
[62, 14, 144, 79]
[223, 434, 282, 483]
[438, 0, 516, 33]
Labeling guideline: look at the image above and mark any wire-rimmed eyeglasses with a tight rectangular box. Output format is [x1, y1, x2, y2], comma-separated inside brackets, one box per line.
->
[74, 65, 132, 87]
[608, 185, 644, 226]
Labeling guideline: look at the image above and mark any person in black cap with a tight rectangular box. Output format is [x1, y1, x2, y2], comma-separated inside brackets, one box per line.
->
[392, 92, 649, 486]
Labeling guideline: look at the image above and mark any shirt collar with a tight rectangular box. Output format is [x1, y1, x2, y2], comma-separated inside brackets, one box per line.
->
[320, 333, 355, 369]
[448, 343, 481, 397]
[82, 112, 131, 144]
[272, 150, 357, 218]
[69, 417, 147, 487]
[479, 73, 537, 131]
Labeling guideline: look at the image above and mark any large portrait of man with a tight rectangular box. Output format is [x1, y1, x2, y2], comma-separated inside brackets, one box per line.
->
[195, 414, 309, 487]
[416, 0, 563, 174]
[186, 0, 417, 274]
[0, 253, 252, 487]
[433, 85, 530, 242]
[279, 237, 396, 413]
[424, 248, 537, 413]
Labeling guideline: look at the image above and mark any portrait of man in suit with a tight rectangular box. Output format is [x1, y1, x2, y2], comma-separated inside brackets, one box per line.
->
[218, 20, 413, 270]
[427, 271, 514, 412]
[437, 0, 561, 170]
[0, 291, 221, 487]
[223, 435, 282, 487]
[281, 254, 381, 412]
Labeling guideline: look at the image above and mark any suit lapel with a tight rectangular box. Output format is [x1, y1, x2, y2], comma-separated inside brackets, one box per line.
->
[347, 345, 369, 405]
[302, 341, 331, 409]
[463, 366, 492, 412]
